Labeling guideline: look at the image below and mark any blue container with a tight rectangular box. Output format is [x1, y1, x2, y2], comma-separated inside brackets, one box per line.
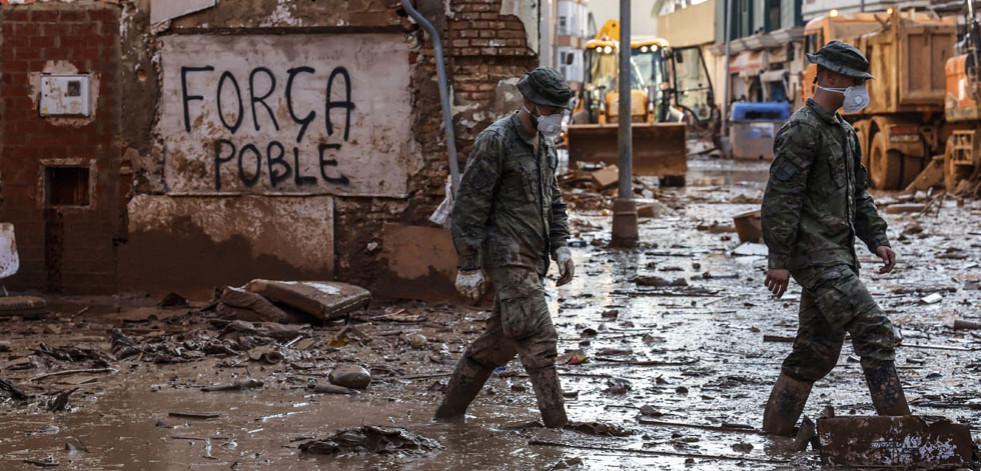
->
[729, 102, 792, 161]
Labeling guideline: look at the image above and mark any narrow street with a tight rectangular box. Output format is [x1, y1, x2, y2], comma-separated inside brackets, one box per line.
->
[1, 156, 978, 470]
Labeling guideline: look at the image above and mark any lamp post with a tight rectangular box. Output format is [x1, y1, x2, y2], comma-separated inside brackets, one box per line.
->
[611, 0, 638, 247]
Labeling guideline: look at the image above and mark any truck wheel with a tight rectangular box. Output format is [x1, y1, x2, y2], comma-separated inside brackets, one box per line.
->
[901, 156, 923, 189]
[869, 133, 902, 190]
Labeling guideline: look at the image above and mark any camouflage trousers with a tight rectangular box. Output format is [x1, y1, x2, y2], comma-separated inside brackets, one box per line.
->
[463, 266, 558, 372]
[781, 264, 898, 382]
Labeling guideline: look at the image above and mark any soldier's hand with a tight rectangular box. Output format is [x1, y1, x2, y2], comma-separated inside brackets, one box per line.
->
[876, 246, 896, 274]
[764, 269, 790, 298]
[455, 269, 487, 304]
[552, 247, 574, 286]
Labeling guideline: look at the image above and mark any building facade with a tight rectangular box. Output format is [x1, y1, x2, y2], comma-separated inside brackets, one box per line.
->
[0, 0, 543, 299]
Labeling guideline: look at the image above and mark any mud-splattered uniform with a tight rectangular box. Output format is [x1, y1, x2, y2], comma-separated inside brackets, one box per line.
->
[762, 98, 897, 381]
[451, 111, 569, 372]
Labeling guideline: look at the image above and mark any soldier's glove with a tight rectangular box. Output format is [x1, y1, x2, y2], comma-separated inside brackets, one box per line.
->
[552, 247, 575, 286]
[455, 269, 487, 304]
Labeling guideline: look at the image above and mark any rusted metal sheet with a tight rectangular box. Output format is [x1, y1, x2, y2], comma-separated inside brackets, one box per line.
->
[817, 416, 975, 468]
[157, 34, 419, 197]
[566, 123, 687, 180]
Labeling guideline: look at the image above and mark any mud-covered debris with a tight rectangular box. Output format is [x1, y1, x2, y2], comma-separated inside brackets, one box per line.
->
[558, 350, 589, 365]
[34, 343, 114, 369]
[639, 405, 663, 417]
[0, 340, 10, 352]
[201, 378, 263, 392]
[731, 441, 754, 453]
[65, 437, 89, 453]
[158, 292, 189, 309]
[954, 319, 981, 330]
[23, 458, 59, 468]
[733, 210, 762, 243]
[793, 416, 818, 451]
[47, 387, 79, 412]
[168, 412, 220, 420]
[564, 421, 632, 437]
[602, 378, 631, 395]
[590, 165, 619, 190]
[632, 275, 688, 288]
[299, 425, 442, 455]
[731, 242, 768, 257]
[548, 457, 584, 470]
[818, 416, 974, 467]
[407, 333, 427, 349]
[884, 203, 926, 214]
[244, 279, 371, 322]
[327, 325, 367, 347]
[0, 296, 48, 319]
[600, 309, 618, 319]
[0, 377, 29, 400]
[247, 346, 284, 364]
[329, 364, 371, 390]
[310, 383, 357, 395]
[218, 286, 301, 324]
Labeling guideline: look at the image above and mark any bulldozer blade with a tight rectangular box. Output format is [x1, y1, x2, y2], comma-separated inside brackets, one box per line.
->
[567, 123, 687, 185]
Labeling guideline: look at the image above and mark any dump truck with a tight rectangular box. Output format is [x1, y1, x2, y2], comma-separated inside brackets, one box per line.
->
[801, 10, 957, 190]
[567, 20, 716, 187]
[940, 0, 981, 192]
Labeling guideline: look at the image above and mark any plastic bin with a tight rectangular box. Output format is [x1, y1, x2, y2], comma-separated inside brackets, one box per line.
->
[729, 102, 791, 161]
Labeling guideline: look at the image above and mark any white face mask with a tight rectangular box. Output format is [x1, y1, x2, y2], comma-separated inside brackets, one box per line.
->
[817, 84, 870, 113]
[524, 105, 564, 138]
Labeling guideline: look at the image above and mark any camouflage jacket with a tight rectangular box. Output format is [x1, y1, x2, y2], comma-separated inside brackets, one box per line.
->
[451, 112, 570, 273]
[761, 98, 889, 271]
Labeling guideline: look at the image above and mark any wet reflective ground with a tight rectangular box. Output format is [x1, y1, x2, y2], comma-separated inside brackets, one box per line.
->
[1, 156, 980, 470]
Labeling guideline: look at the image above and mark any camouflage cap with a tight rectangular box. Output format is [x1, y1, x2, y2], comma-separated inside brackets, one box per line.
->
[806, 41, 874, 80]
[517, 67, 574, 110]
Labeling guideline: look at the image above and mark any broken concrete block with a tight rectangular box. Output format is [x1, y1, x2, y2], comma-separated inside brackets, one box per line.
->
[591, 164, 619, 190]
[244, 280, 370, 322]
[920, 293, 943, 304]
[733, 210, 762, 243]
[328, 364, 371, 390]
[220, 287, 294, 323]
[817, 416, 974, 468]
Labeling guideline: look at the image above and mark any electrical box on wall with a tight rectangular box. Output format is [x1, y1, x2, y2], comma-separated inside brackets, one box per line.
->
[39, 74, 91, 117]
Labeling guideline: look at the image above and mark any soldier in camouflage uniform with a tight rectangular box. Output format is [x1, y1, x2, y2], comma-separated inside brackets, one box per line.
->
[435, 67, 575, 428]
[761, 41, 911, 436]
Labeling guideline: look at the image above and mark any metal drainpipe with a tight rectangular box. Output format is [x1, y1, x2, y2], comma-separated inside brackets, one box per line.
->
[402, 0, 461, 196]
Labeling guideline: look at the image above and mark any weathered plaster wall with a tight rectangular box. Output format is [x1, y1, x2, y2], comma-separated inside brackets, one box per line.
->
[0, 0, 542, 299]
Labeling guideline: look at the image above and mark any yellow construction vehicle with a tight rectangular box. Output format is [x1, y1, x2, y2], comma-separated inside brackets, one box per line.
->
[567, 20, 716, 186]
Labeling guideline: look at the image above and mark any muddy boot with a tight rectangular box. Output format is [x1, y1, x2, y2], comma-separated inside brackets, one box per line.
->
[863, 361, 911, 416]
[434, 356, 493, 422]
[762, 374, 814, 436]
[528, 366, 568, 428]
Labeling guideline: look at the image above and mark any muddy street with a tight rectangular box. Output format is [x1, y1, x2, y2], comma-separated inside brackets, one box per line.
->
[1, 157, 979, 470]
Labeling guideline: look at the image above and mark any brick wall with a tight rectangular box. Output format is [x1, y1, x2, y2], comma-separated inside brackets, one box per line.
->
[0, 4, 121, 294]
